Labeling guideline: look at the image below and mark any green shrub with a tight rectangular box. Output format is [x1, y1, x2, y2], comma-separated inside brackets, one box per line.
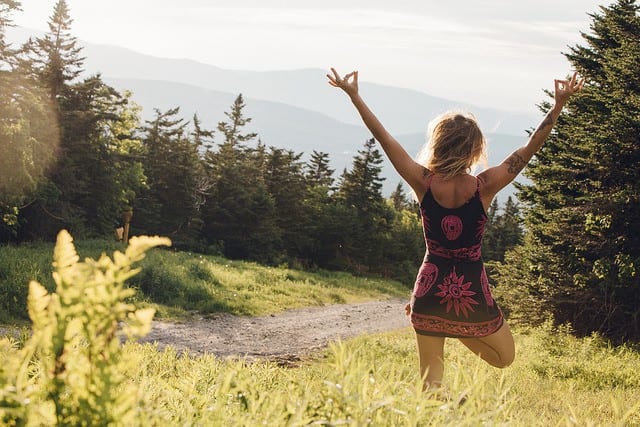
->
[0, 230, 170, 425]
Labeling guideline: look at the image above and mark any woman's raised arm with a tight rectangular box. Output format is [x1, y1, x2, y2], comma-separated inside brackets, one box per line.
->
[327, 68, 429, 196]
[479, 72, 585, 200]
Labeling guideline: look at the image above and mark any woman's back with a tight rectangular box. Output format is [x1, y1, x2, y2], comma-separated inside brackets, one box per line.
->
[424, 173, 487, 211]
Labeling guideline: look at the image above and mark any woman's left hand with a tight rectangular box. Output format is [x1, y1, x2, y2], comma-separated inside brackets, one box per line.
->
[554, 71, 585, 105]
[327, 67, 359, 97]
[405, 302, 411, 317]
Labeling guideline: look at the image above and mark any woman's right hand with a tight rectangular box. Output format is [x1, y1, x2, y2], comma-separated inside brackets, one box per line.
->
[327, 67, 359, 98]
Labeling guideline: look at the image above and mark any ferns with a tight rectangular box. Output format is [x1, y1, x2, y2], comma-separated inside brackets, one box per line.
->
[0, 230, 170, 426]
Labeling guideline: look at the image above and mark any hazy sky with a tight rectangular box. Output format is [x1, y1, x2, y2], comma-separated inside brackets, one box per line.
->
[13, 0, 606, 111]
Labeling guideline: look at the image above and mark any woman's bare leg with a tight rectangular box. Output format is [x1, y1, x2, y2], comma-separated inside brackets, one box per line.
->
[415, 333, 446, 390]
[458, 322, 515, 368]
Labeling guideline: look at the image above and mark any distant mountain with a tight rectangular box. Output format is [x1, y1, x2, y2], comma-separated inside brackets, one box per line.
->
[8, 26, 532, 201]
[81, 42, 540, 137]
[105, 77, 527, 201]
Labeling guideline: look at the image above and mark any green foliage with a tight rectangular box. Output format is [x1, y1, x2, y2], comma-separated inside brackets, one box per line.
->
[0, 1, 59, 238]
[0, 230, 170, 425]
[482, 196, 523, 262]
[1, 234, 639, 425]
[35, 326, 635, 425]
[502, 0, 640, 340]
[2, 3, 430, 285]
[28, 0, 83, 100]
[135, 107, 207, 247]
[335, 138, 393, 271]
[0, 239, 408, 323]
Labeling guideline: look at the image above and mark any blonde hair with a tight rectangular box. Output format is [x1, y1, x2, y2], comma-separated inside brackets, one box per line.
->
[417, 111, 487, 180]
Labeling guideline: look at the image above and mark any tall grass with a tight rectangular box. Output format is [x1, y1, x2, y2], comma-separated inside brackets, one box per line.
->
[0, 239, 409, 322]
[116, 323, 640, 426]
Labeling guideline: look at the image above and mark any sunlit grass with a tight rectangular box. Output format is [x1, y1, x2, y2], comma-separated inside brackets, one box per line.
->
[0, 239, 408, 322]
[116, 323, 640, 426]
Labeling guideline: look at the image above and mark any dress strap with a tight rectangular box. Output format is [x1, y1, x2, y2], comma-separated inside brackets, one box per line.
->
[475, 176, 481, 194]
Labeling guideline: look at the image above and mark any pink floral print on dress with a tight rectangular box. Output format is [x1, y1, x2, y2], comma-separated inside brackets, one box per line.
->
[435, 267, 479, 318]
[414, 263, 439, 297]
[441, 215, 463, 240]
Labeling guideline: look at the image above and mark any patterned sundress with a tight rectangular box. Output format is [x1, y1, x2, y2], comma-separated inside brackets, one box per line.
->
[410, 175, 504, 338]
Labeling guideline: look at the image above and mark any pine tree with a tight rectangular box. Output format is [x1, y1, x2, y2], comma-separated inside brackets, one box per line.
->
[390, 182, 413, 211]
[135, 107, 205, 246]
[216, 94, 257, 149]
[202, 97, 279, 262]
[0, 0, 20, 68]
[29, 0, 84, 101]
[482, 197, 523, 262]
[0, 0, 58, 239]
[336, 138, 391, 270]
[264, 147, 307, 259]
[305, 150, 335, 188]
[481, 198, 500, 261]
[191, 113, 215, 151]
[501, 0, 640, 340]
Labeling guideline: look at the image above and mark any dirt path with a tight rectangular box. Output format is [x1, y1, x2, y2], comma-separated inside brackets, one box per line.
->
[140, 298, 409, 364]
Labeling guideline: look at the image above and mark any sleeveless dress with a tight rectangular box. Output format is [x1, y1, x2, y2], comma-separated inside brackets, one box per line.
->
[410, 175, 504, 338]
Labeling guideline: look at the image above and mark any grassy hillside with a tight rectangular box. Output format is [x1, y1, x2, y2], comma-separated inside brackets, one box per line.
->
[0, 239, 409, 323]
[1, 235, 639, 425]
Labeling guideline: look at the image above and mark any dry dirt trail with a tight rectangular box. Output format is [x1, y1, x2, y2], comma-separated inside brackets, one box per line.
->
[140, 298, 409, 364]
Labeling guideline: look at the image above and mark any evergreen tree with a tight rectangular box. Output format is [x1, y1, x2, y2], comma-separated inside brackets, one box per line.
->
[135, 107, 205, 246]
[191, 113, 215, 151]
[482, 199, 501, 261]
[500, 0, 640, 340]
[20, 77, 146, 239]
[0, 0, 58, 239]
[29, 0, 83, 101]
[338, 138, 385, 209]
[264, 147, 307, 259]
[216, 93, 257, 149]
[483, 197, 523, 262]
[336, 138, 391, 270]
[202, 96, 279, 262]
[296, 151, 341, 267]
[0, 0, 20, 68]
[305, 150, 335, 188]
[390, 182, 413, 211]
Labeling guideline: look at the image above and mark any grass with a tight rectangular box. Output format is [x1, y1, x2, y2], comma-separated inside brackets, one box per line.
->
[107, 323, 639, 426]
[1, 237, 639, 425]
[0, 239, 409, 322]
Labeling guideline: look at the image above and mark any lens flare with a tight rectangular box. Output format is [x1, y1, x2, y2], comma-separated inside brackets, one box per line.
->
[0, 73, 60, 204]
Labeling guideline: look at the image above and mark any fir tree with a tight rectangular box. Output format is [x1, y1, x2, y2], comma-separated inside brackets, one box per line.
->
[336, 138, 391, 270]
[390, 182, 413, 211]
[217, 93, 257, 149]
[135, 107, 205, 246]
[0, 0, 58, 239]
[501, 0, 640, 340]
[29, 0, 84, 101]
[305, 150, 335, 188]
[264, 147, 307, 259]
[482, 197, 523, 262]
[0, 0, 20, 68]
[202, 97, 279, 262]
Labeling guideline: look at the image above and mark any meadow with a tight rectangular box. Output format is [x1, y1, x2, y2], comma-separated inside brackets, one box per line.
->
[0, 239, 409, 323]
[75, 322, 635, 427]
[1, 237, 639, 426]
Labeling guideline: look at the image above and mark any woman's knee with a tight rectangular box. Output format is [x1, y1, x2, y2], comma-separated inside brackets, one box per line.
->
[493, 353, 514, 368]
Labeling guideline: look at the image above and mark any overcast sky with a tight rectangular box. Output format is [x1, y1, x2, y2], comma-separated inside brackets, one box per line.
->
[13, 0, 606, 111]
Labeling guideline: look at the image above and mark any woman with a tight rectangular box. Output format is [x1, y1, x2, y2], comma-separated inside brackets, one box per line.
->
[327, 68, 584, 390]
